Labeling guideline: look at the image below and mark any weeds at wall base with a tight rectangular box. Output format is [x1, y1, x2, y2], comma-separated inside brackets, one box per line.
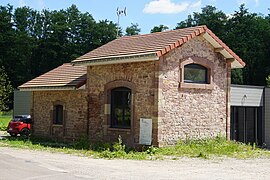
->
[0, 135, 270, 160]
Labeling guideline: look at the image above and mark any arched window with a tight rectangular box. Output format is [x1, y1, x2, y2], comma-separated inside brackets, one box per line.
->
[184, 64, 208, 84]
[53, 105, 63, 125]
[111, 87, 131, 128]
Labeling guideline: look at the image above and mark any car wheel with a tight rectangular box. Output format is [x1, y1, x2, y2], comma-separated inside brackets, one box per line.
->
[20, 128, 30, 137]
[9, 133, 17, 137]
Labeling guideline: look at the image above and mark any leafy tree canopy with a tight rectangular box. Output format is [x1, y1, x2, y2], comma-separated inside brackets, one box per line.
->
[125, 23, 140, 36]
[150, 24, 169, 33]
[0, 66, 13, 111]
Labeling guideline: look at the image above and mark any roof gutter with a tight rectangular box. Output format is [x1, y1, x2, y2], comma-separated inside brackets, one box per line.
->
[19, 86, 77, 91]
[72, 52, 159, 66]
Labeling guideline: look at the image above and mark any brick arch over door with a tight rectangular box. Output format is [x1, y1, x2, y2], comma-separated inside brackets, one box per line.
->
[104, 80, 136, 131]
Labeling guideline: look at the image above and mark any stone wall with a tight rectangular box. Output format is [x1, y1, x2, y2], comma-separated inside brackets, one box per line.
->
[87, 62, 159, 146]
[32, 90, 88, 141]
[158, 36, 228, 146]
[31, 36, 229, 147]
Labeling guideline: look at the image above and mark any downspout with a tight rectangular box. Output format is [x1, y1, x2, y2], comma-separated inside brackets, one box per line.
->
[226, 60, 232, 140]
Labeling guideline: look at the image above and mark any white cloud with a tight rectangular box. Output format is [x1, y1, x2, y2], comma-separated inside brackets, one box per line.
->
[143, 0, 202, 14]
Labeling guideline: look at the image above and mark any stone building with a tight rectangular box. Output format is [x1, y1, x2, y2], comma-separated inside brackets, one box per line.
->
[19, 26, 245, 147]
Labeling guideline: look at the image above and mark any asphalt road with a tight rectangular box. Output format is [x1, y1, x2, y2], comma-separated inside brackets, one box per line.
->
[1, 147, 270, 180]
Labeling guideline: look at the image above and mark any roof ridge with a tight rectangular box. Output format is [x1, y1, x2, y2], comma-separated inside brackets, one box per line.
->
[119, 25, 207, 40]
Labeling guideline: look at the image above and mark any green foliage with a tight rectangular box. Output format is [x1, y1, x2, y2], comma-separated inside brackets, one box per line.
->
[176, 5, 227, 37]
[145, 145, 158, 156]
[0, 4, 118, 89]
[232, 69, 244, 85]
[125, 23, 140, 36]
[0, 66, 13, 111]
[73, 136, 90, 150]
[100, 136, 127, 159]
[0, 115, 11, 130]
[157, 135, 269, 159]
[1, 134, 270, 160]
[224, 4, 270, 85]
[266, 75, 270, 87]
[150, 25, 169, 33]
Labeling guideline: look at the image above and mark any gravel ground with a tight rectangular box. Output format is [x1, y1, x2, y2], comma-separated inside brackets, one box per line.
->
[0, 147, 270, 180]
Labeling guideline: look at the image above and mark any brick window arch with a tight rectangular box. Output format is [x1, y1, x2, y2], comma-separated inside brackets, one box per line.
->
[179, 56, 214, 89]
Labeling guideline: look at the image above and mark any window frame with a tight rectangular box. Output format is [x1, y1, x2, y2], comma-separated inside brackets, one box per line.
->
[104, 80, 135, 131]
[110, 87, 132, 129]
[179, 56, 214, 89]
[184, 63, 208, 84]
[53, 104, 64, 125]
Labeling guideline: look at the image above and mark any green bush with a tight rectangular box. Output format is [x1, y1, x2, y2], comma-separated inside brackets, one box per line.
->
[73, 136, 90, 150]
[0, 115, 11, 131]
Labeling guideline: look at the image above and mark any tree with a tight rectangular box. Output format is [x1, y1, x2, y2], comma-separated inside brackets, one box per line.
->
[150, 25, 169, 33]
[125, 23, 140, 36]
[0, 66, 13, 111]
[224, 4, 270, 85]
[175, 5, 227, 37]
[0, 4, 119, 90]
[94, 20, 118, 46]
[266, 75, 270, 87]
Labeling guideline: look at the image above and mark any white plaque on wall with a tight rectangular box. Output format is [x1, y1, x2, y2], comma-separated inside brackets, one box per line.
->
[139, 118, 152, 145]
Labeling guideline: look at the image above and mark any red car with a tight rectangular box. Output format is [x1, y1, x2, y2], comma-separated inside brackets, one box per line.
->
[7, 115, 32, 137]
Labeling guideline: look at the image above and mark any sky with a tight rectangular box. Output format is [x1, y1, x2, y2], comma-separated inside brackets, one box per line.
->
[1, 0, 269, 34]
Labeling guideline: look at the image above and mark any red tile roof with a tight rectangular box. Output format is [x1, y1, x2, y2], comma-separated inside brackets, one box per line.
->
[72, 25, 245, 67]
[19, 63, 86, 90]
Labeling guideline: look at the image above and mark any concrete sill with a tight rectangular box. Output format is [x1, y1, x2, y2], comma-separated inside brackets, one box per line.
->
[180, 82, 214, 90]
[108, 128, 131, 132]
[52, 124, 63, 127]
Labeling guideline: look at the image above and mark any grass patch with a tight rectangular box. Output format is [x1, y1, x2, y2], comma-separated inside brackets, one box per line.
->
[0, 115, 11, 131]
[156, 136, 270, 159]
[0, 135, 155, 160]
[0, 135, 269, 160]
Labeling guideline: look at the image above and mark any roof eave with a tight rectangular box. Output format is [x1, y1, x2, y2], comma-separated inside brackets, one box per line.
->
[72, 52, 159, 66]
[19, 86, 77, 91]
[202, 31, 245, 69]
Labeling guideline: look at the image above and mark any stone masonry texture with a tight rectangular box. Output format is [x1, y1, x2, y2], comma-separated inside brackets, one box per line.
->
[31, 36, 229, 147]
[32, 90, 88, 142]
[87, 62, 159, 147]
[157, 36, 228, 146]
